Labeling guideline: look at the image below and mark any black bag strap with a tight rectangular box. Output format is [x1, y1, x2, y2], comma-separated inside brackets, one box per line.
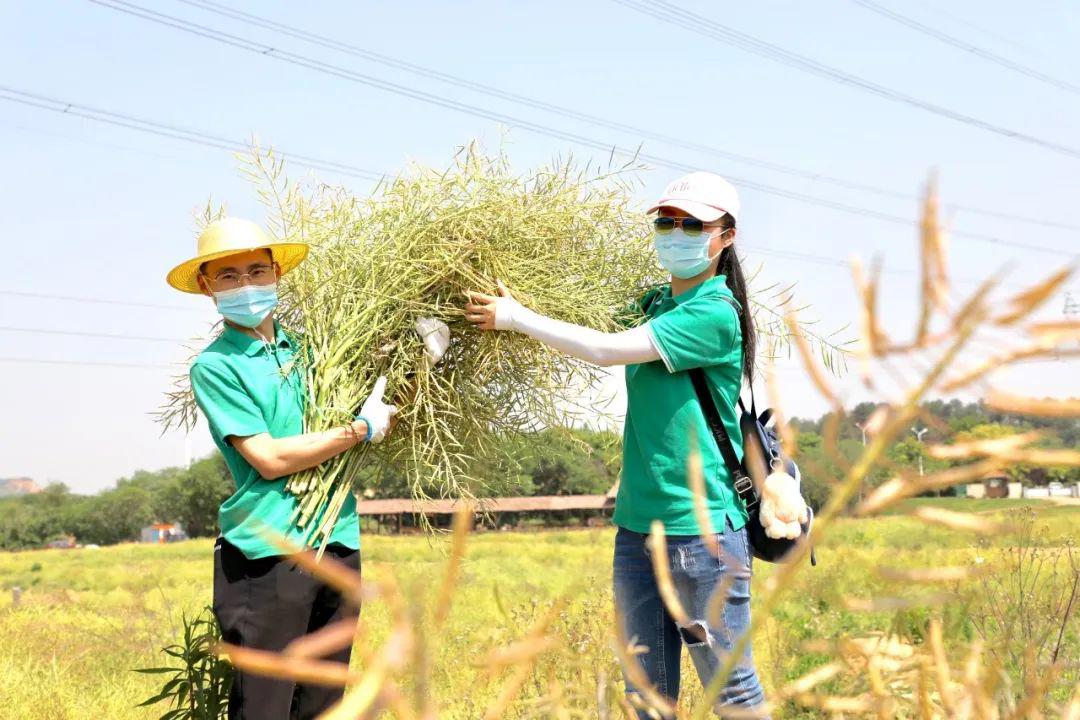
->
[711, 293, 757, 420]
[688, 368, 758, 510]
[646, 287, 758, 509]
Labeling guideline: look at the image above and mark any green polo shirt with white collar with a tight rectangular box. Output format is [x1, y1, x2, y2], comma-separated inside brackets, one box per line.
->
[190, 321, 360, 559]
[615, 274, 749, 536]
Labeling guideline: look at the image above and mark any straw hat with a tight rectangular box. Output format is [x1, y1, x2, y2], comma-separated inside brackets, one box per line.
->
[166, 218, 309, 294]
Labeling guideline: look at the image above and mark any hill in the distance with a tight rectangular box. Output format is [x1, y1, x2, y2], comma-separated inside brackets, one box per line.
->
[0, 477, 42, 497]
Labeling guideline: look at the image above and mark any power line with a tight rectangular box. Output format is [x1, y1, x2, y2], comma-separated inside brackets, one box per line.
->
[746, 244, 1028, 291]
[0, 325, 189, 343]
[611, 0, 1080, 161]
[0, 288, 204, 312]
[4, 120, 182, 161]
[851, 0, 1080, 96]
[82, 0, 1078, 258]
[0, 356, 175, 370]
[0, 243, 1017, 318]
[170, 0, 1079, 233]
[906, 1, 1035, 57]
[0, 87, 384, 182]
[0, 260, 1033, 354]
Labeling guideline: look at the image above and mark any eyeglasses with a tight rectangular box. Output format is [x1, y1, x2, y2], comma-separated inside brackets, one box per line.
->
[203, 263, 277, 290]
[653, 216, 723, 237]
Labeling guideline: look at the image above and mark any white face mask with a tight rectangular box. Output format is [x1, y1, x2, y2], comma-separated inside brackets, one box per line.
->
[654, 228, 725, 279]
[212, 283, 279, 328]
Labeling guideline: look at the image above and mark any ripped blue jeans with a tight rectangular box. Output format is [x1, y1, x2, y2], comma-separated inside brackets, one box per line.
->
[613, 521, 766, 718]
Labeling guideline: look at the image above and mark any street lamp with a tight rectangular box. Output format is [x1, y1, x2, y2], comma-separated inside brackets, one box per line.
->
[912, 426, 929, 478]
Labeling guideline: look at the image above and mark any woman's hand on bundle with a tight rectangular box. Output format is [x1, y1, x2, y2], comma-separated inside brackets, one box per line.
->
[355, 376, 398, 443]
[465, 280, 522, 331]
[759, 470, 809, 540]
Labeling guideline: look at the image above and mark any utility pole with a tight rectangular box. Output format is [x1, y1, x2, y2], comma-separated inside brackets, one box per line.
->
[852, 420, 869, 504]
[912, 426, 929, 479]
[1055, 292, 1078, 362]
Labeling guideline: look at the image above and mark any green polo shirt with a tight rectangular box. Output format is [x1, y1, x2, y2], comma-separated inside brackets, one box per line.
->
[614, 275, 749, 535]
[189, 321, 360, 559]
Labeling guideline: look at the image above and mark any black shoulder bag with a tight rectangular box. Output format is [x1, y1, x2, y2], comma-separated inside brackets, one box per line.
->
[688, 368, 816, 566]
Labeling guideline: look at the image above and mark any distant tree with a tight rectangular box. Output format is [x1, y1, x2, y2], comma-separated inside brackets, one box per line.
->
[1031, 431, 1080, 484]
[0, 495, 58, 549]
[792, 431, 837, 511]
[17, 483, 73, 545]
[100, 483, 157, 543]
[888, 436, 949, 481]
[952, 424, 1030, 484]
[121, 466, 188, 521]
[511, 428, 620, 497]
[850, 401, 880, 428]
[162, 455, 233, 537]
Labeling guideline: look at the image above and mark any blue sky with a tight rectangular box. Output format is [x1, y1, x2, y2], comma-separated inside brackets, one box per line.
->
[1, 0, 1077, 492]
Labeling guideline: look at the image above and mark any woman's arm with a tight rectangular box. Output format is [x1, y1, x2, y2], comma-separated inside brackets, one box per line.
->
[465, 281, 662, 367]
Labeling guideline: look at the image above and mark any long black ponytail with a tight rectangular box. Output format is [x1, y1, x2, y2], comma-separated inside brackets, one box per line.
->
[716, 216, 755, 385]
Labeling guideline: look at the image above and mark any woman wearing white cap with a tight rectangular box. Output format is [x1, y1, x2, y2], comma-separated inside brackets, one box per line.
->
[467, 172, 801, 716]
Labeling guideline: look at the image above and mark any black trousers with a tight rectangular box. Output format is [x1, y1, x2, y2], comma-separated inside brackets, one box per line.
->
[213, 537, 360, 720]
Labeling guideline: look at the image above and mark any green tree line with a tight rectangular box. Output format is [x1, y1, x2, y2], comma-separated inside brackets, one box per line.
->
[2, 399, 1075, 550]
[0, 454, 234, 550]
[791, 398, 1080, 510]
[0, 428, 622, 550]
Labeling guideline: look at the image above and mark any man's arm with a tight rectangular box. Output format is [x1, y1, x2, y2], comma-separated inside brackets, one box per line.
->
[231, 374, 399, 480]
[191, 362, 398, 482]
[230, 422, 368, 481]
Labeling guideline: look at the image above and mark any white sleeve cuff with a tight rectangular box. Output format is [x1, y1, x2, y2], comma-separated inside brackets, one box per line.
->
[647, 322, 675, 373]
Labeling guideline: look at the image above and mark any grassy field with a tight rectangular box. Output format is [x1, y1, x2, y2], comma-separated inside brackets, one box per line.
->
[0, 499, 1076, 719]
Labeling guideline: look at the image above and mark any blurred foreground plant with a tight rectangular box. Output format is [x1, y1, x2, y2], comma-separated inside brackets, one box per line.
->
[963, 511, 1079, 707]
[688, 177, 1080, 719]
[136, 606, 231, 720]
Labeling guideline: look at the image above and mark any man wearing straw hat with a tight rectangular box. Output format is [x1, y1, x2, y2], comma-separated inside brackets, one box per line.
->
[167, 218, 449, 718]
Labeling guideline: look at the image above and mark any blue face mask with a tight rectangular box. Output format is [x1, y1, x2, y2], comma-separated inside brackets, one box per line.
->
[213, 283, 279, 328]
[654, 228, 723, 279]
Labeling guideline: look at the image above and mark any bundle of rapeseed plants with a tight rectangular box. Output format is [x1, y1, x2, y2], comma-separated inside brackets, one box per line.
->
[161, 143, 844, 551]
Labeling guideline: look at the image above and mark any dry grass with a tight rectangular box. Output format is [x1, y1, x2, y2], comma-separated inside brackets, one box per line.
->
[1, 503, 1077, 718]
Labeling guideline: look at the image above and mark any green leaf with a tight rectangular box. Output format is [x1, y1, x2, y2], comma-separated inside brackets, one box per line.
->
[160, 677, 183, 695]
[136, 688, 177, 708]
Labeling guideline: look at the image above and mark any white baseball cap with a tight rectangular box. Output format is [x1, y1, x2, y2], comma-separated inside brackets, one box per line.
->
[647, 171, 740, 223]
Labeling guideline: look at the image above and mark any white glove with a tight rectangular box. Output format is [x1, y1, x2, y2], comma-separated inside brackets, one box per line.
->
[490, 289, 525, 331]
[357, 376, 397, 443]
[759, 470, 809, 540]
[414, 316, 451, 366]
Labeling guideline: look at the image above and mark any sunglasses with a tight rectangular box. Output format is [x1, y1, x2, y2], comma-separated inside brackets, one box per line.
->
[653, 216, 720, 237]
